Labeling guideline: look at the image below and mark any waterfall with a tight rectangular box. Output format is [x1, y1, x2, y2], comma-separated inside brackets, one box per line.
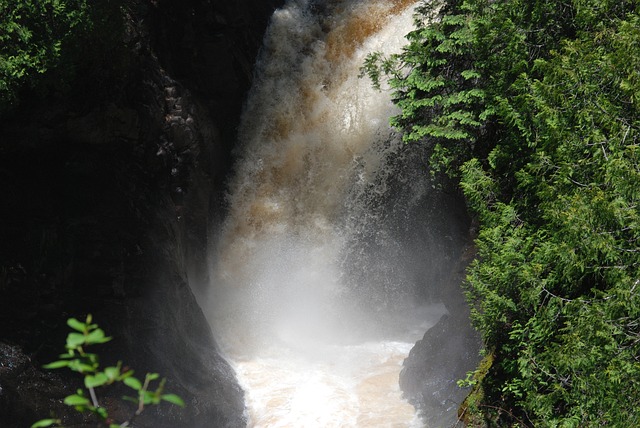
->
[206, 0, 466, 426]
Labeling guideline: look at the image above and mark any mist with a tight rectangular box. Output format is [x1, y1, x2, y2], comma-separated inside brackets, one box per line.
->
[203, 1, 475, 425]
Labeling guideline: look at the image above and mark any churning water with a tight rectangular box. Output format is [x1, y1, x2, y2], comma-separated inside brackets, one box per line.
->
[206, 1, 455, 426]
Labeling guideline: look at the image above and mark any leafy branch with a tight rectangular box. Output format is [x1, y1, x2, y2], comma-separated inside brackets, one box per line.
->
[32, 315, 184, 428]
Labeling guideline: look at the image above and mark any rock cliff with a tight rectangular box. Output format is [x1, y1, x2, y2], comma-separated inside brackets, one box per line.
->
[0, 0, 283, 426]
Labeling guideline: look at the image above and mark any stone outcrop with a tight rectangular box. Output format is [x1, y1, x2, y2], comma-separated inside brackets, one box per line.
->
[0, 0, 283, 426]
[400, 313, 481, 427]
[399, 242, 482, 427]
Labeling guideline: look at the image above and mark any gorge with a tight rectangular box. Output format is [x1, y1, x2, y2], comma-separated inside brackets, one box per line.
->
[205, 1, 479, 426]
[0, 0, 479, 426]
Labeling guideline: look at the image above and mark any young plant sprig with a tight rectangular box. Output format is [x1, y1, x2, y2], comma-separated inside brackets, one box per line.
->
[32, 315, 184, 428]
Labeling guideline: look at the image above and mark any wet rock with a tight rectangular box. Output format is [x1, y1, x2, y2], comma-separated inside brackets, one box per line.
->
[400, 313, 481, 427]
[0, 342, 80, 427]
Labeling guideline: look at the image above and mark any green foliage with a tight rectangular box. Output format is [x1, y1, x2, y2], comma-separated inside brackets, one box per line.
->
[367, 0, 640, 425]
[0, 0, 91, 111]
[362, 0, 487, 177]
[32, 315, 184, 428]
[0, 0, 128, 114]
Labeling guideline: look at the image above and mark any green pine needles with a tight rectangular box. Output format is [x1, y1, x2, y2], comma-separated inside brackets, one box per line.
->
[363, 0, 640, 425]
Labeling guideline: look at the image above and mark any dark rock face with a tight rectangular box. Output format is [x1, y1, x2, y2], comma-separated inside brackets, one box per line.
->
[0, 0, 283, 426]
[0, 343, 74, 425]
[400, 314, 481, 427]
[399, 244, 482, 427]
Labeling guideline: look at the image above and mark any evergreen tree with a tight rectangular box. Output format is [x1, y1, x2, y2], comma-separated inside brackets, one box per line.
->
[364, 0, 640, 424]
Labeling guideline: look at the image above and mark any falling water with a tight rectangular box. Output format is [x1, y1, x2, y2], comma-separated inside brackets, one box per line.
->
[206, 1, 459, 426]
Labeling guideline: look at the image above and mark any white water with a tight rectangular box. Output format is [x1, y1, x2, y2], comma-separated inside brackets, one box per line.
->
[207, 1, 445, 426]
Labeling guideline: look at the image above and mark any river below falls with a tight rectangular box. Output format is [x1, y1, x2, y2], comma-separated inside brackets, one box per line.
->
[232, 303, 447, 427]
[236, 341, 421, 427]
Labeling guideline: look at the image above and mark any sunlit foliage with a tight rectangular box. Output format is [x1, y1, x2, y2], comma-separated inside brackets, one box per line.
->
[0, 0, 127, 113]
[364, 0, 640, 425]
[0, 0, 92, 110]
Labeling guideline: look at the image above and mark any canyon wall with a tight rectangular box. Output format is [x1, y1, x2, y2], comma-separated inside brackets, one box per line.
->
[0, 1, 282, 426]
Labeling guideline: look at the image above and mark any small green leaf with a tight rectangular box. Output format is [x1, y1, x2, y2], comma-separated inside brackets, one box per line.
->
[461, 69, 481, 80]
[31, 419, 60, 428]
[85, 372, 109, 388]
[146, 372, 159, 381]
[64, 394, 90, 406]
[118, 370, 134, 380]
[67, 317, 86, 332]
[124, 376, 142, 390]
[142, 390, 156, 405]
[162, 393, 185, 407]
[86, 328, 111, 344]
[66, 332, 86, 348]
[67, 360, 95, 373]
[93, 406, 108, 419]
[43, 360, 69, 369]
[104, 365, 119, 380]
